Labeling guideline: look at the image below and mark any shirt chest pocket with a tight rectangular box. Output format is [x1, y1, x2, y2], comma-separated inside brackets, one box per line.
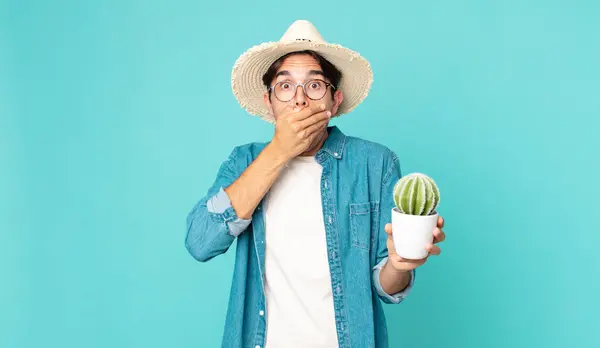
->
[349, 201, 379, 251]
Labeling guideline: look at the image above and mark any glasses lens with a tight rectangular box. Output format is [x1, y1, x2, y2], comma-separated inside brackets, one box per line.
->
[274, 81, 295, 102]
[306, 80, 327, 100]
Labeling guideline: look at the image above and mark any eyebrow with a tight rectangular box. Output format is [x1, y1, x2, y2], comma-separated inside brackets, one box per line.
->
[275, 70, 292, 79]
[274, 70, 325, 79]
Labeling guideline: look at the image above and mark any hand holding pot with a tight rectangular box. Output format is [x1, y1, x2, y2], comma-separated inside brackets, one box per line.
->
[383, 216, 445, 271]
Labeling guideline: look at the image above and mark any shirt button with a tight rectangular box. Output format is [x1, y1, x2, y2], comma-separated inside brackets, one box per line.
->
[334, 152, 339, 157]
[259, 310, 264, 316]
[331, 251, 336, 259]
[328, 216, 332, 224]
[255, 346, 260, 348]
[336, 286, 341, 294]
[324, 181, 328, 188]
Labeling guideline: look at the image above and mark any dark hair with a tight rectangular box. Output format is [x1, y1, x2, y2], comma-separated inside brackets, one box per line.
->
[262, 50, 342, 100]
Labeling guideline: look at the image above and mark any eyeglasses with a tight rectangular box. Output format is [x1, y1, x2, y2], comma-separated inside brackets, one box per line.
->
[268, 79, 336, 102]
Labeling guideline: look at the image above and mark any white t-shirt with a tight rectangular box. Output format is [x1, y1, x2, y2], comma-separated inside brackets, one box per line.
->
[263, 155, 339, 348]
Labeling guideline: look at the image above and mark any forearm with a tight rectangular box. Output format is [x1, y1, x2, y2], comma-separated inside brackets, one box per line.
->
[379, 261, 412, 295]
[224, 142, 289, 219]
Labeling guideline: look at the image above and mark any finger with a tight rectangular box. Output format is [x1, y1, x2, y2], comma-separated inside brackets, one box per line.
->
[394, 255, 427, 265]
[290, 103, 326, 122]
[299, 117, 329, 139]
[296, 110, 331, 130]
[384, 223, 392, 235]
[437, 216, 444, 228]
[386, 234, 396, 253]
[425, 243, 441, 255]
[433, 227, 445, 243]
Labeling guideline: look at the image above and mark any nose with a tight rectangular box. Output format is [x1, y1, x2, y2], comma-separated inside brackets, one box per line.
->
[294, 85, 307, 107]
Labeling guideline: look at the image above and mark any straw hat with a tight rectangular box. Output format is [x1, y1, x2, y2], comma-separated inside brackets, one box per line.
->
[231, 20, 374, 123]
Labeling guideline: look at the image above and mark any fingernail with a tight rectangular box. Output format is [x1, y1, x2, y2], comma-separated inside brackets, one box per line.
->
[320, 104, 325, 110]
[326, 111, 331, 117]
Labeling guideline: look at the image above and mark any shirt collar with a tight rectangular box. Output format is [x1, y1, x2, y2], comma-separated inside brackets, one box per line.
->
[318, 126, 346, 160]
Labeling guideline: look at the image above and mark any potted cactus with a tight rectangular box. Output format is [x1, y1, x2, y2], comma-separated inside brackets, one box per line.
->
[391, 173, 441, 260]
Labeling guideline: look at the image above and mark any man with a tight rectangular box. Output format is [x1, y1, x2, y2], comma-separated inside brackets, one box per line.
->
[185, 20, 446, 348]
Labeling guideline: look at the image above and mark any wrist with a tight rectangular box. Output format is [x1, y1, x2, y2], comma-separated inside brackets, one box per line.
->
[384, 259, 411, 277]
[379, 260, 412, 295]
[265, 141, 292, 167]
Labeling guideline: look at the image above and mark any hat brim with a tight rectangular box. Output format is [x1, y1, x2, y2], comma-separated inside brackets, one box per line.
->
[231, 41, 373, 123]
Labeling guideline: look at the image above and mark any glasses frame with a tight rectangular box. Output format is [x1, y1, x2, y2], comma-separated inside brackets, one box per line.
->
[267, 78, 336, 102]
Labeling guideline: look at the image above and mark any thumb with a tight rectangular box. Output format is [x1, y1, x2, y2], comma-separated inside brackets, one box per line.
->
[384, 223, 392, 236]
[386, 232, 396, 254]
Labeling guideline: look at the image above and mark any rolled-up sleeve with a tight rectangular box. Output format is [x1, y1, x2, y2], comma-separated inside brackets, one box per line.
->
[372, 257, 415, 304]
[185, 146, 252, 262]
[206, 187, 252, 237]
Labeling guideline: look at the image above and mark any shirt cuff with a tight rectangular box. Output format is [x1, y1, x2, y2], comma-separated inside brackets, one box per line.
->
[206, 187, 252, 237]
[372, 257, 415, 304]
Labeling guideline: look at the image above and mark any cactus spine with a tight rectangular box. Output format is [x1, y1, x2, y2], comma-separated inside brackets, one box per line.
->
[393, 173, 440, 216]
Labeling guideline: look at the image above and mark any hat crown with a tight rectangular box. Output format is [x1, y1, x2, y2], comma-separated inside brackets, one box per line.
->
[279, 20, 326, 44]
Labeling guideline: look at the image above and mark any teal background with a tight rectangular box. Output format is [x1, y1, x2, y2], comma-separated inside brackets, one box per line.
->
[2, 0, 599, 347]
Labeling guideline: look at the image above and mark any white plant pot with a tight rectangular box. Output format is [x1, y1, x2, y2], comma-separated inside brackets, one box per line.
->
[391, 207, 438, 260]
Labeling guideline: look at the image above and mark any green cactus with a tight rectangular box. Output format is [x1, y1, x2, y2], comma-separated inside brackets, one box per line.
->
[393, 173, 440, 216]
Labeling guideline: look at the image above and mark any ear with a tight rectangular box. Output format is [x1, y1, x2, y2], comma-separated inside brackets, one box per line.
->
[330, 89, 344, 115]
[264, 92, 274, 116]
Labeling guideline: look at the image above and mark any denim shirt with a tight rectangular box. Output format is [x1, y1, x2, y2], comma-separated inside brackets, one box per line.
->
[185, 126, 415, 348]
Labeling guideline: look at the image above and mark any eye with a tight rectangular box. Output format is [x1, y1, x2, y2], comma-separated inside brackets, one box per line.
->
[280, 82, 292, 89]
[309, 81, 323, 89]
